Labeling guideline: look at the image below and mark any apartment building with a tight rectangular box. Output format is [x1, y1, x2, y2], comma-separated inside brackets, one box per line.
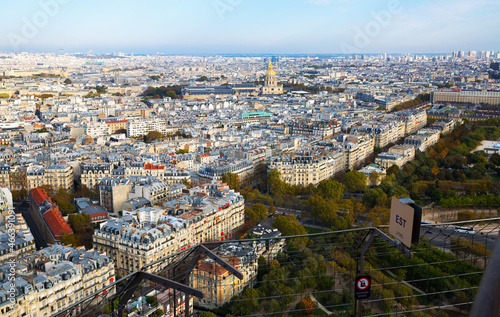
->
[26, 165, 45, 190]
[190, 246, 256, 309]
[431, 89, 500, 105]
[127, 178, 171, 206]
[352, 122, 405, 149]
[85, 121, 109, 138]
[0, 164, 10, 189]
[388, 144, 415, 161]
[191, 226, 284, 309]
[269, 150, 344, 186]
[198, 158, 254, 183]
[9, 166, 27, 192]
[125, 161, 165, 179]
[233, 147, 271, 167]
[26, 163, 74, 192]
[0, 244, 115, 317]
[126, 118, 179, 137]
[81, 162, 113, 190]
[404, 129, 440, 152]
[429, 119, 459, 135]
[342, 134, 375, 170]
[0, 188, 35, 264]
[397, 110, 427, 135]
[105, 119, 128, 134]
[375, 152, 407, 169]
[44, 162, 74, 192]
[289, 121, 335, 138]
[93, 181, 245, 275]
[164, 168, 191, 184]
[99, 177, 133, 214]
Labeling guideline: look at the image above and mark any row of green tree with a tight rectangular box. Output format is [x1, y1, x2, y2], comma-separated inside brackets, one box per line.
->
[391, 93, 430, 111]
[142, 85, 184, 99]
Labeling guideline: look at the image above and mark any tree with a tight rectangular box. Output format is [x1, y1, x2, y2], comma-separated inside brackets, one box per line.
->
[490, 153, 500, 166]
[268, 170, 286, 196]
[222, 172, 239, 191]
[343, 171, 367, 192]
[363, 188, 386, 208]
[307, 194, 338, 225]
[245, 206, 258, 223]
[426, 185, 442, 202]
[145, 131, 163, 143]
[268, 204, 276, 215]
[175, 148, 189, 154]
[60, 233, 80, 246]
[301, 297, 314, 315]
[257, 255, 267, 280]
[166, 91, 177, 99]
[252, 203, 268, 221]
[56, 199, 76, 215]
[387, 164, 400, 177]
[316, 179, 345, 201]
[273, 215, 307, 236]
[369, 171, 380, 186]
[231, 288, 260, 316]
[63, 78, 72, 85]
[68, 213, 92, 235]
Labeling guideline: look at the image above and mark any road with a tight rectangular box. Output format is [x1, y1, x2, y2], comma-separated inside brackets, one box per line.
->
[420, 225, 498, 251]
[15, 201, 48, 250]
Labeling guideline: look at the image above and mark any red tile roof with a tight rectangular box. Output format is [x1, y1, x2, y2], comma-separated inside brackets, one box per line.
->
[105, 120, 128, 124]
[43, 208, 73, 238]
[145, 163, 164, 170]
[30, 188, 49, 206]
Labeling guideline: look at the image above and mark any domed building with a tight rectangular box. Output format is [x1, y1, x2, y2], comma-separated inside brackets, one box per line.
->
[261, 62, 283, 95]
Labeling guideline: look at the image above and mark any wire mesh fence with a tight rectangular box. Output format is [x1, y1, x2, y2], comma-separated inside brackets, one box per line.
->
[51, 217, 500, 317]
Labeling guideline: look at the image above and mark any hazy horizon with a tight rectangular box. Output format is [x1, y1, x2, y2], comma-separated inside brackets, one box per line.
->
[2, 0, 499, 54]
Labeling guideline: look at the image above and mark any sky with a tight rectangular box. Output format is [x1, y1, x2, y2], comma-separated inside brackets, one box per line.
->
[1, 0, 499, 54]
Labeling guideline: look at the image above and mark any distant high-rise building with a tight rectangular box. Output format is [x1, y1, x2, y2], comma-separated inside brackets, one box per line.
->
[458, 51, 465, 58]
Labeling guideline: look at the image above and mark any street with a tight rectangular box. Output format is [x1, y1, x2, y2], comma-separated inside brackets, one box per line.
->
[15, 201, 48, 250]
[421, 225, 498, 251]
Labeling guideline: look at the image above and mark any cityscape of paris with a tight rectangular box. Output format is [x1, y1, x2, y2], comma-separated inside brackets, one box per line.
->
[1, 0, 500, 316]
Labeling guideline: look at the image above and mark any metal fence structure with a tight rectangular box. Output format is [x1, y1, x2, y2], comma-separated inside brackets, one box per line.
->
[51, 217, 500, 317]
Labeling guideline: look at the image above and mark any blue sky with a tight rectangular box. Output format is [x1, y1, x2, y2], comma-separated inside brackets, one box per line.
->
[2, 0, 499, 54]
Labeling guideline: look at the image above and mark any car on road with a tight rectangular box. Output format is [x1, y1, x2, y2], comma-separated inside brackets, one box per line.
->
[454, 226, 475, 234]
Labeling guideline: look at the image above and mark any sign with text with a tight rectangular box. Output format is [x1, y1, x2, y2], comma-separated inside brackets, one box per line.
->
[389, 197, 415, 248]
[355, 275, 371, 300]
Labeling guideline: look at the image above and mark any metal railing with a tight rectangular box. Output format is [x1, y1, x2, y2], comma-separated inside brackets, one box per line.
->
[51, 217, 499, 317]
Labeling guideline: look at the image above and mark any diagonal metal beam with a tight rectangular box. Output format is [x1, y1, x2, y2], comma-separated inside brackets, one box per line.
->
[116, 271, 204, 317]
[196, 245, 244, 280]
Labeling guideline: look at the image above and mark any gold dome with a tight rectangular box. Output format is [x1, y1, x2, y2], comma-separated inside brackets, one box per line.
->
[266, 62, 276, 77]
